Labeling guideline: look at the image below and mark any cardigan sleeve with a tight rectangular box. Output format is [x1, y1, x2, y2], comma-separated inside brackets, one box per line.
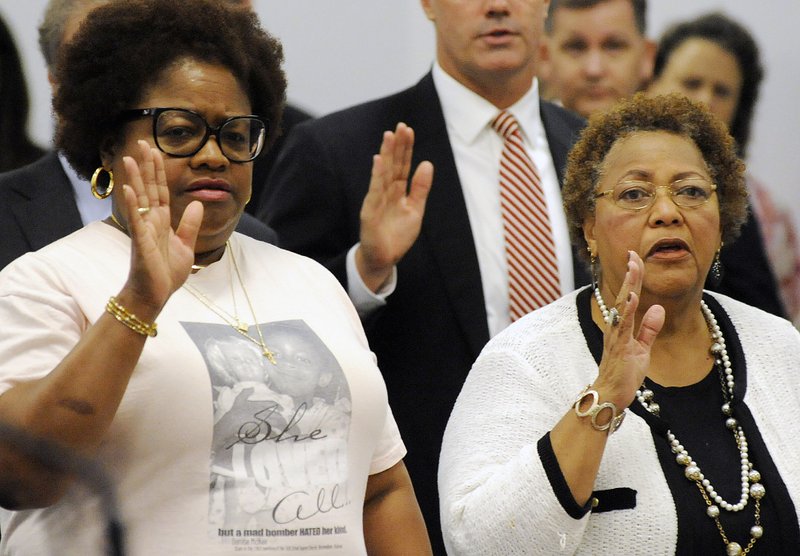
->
[438, 336, 594, 555]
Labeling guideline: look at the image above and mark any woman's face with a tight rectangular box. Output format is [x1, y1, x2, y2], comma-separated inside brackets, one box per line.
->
[104, 58, 254, 255]
[648, 38, 743, 128]
[583, 130, 721, 303]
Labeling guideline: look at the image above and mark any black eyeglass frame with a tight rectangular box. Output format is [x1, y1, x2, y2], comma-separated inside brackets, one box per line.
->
[119, 107, 268, 163]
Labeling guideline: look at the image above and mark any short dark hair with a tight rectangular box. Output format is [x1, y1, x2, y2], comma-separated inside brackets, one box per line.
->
[653, 12, 762, 157]
[54, 0, 286, 179]
[545, 0, 647, 35]
[562, 93, 748, 264]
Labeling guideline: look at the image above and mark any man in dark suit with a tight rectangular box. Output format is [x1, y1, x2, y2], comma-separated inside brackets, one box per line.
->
[0, 152, 277, 270]
[258, 1, 586, 552]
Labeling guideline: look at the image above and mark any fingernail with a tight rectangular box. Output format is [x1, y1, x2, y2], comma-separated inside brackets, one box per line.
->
[627, 250, 633, 261]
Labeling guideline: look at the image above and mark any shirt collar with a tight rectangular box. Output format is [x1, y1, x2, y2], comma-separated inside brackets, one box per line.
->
[432, 62, 544, 145]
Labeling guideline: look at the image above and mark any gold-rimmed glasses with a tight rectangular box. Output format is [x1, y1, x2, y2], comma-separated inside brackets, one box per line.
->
[595, 178, 717, 211]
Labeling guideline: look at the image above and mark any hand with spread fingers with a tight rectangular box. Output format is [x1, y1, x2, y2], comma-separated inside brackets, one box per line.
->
[120, 140, 203, 312]
[593, 251, 665, 410]
[356, 122, 433, 293]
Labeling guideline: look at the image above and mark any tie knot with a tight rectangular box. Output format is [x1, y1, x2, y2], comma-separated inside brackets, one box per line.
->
[492, 110, 520, 139]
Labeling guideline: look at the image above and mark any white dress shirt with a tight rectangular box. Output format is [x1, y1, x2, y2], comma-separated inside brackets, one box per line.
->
[347, 63, 575, 336]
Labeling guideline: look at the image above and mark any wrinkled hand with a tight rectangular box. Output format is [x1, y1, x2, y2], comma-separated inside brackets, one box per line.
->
[357, 122, 433, 292]
[121, 141, 203, 312]
[593, 251, 665, 409]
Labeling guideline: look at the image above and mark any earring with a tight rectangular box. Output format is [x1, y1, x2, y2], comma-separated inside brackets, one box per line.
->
[589, 247, 599, 291]
[709, 245, 723, 286]
[91, 167, 114, 199]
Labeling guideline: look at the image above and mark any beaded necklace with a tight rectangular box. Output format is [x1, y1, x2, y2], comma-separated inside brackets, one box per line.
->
[594, 288, 766, 555]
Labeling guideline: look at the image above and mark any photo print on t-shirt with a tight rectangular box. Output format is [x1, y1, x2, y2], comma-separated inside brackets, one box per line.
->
[181, 319, 353, 535]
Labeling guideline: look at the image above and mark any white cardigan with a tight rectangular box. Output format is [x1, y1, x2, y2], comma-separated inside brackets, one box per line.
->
[439, 288, 800, 555]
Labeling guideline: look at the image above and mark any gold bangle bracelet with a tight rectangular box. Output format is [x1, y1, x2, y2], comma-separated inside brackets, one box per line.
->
[105, 296, 158, 337]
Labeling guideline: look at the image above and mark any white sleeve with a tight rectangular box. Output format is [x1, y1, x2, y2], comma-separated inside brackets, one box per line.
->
[369, 403, 406, 475]
[0, 255, 87, 396]
[438, 334, 592, 555]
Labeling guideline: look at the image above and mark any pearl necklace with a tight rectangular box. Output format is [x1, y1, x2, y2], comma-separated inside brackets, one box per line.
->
[594, 288, 766, 556]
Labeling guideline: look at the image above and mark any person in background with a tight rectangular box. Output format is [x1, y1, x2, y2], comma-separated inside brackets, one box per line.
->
[0, 13, 45, 172]
[0, 0, 277, 271]
[439, 93, 800, 555]
[538, 0, 654, 118]
[648, 12, 798, 323]
[0, 1, 430, 554]
[257, 0, 587, 550]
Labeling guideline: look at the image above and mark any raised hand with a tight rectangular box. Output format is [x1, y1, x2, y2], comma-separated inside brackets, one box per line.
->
[356, 122, 434, 292]
[593, 251, 666, 409]
[121, 140, 204, 312]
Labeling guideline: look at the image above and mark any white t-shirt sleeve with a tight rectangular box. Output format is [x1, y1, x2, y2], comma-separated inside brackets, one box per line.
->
[369, 403, 406, 475]
[0, 254, 87, 396]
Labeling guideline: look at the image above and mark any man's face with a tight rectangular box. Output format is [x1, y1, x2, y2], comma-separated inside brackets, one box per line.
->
[541, 0, 653, 117]
[421, 0, 550, 93]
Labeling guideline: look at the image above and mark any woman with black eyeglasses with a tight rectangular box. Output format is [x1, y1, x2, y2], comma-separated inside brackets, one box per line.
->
[0, 1, 430, 554]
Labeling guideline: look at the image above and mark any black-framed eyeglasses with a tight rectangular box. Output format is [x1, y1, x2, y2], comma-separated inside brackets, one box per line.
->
[120, 108, 267, 163]
[594, 178, 717, 211]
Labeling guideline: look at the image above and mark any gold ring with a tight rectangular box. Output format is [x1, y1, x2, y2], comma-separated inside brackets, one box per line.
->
[137, 207, 151, 215]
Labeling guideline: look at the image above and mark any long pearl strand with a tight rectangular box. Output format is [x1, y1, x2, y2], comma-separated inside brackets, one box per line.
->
[594, 289, 766, 556]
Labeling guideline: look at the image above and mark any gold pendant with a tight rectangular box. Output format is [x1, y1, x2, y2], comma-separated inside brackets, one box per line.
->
[262, 347, 277, 365]
[235, 320, 249, 333]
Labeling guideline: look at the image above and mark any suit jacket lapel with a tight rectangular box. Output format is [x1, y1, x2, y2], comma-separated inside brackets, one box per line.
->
[408, 74, 491, 359]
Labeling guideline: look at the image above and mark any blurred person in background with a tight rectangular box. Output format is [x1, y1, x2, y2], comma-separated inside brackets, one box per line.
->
[539, 0, 654, 118]
[648, 12, 800, 324]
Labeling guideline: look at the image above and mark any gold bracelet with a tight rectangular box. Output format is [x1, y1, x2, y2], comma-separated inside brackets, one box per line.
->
[574, 385, 625, 435]
[105, 296, 158, 337]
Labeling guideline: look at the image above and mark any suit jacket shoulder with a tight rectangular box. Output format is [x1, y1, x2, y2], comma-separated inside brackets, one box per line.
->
[257, 73, 448, 278]
[0, 152, 83, 269]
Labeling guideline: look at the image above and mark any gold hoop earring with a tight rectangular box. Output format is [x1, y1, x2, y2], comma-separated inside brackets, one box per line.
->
[91, 167, 114, 199]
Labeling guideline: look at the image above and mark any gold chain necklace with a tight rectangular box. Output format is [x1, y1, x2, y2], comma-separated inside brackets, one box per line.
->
[183, 241, 276, 364]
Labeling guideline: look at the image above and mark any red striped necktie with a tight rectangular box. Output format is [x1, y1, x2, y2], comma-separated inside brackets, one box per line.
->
[492, 111, 561, 320]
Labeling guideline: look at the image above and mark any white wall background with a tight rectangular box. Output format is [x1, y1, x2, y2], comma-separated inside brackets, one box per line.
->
[2, 0, 798, 220]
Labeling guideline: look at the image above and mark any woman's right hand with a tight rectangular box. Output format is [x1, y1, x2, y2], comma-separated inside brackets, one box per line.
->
[593, 251, 666, 409]
[119, 140, 204, 314]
